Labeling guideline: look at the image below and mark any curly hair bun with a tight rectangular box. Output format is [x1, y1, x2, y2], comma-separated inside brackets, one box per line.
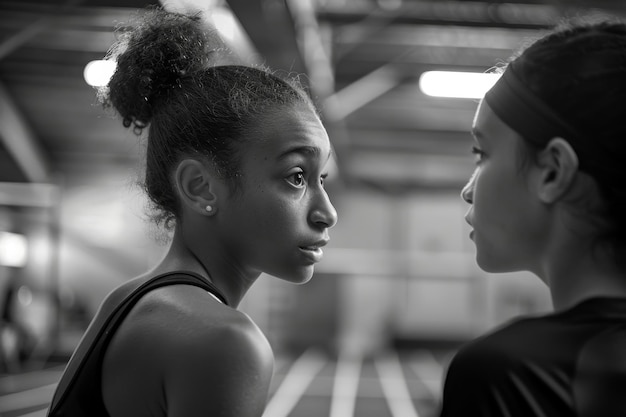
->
[101, 7, 229, 130]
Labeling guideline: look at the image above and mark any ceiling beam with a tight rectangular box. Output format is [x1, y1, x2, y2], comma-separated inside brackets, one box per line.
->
[225, 0, 306, 74]
[0, 0, 86, 61]
[316, 1, 604, 29]
[285, 0, 334, 99]
[323, 63, 401, 121]
[0, 81, 50, 183]
[0, 182, 58, 207]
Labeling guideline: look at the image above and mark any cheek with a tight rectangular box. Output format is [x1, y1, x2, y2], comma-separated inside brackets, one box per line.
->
[473, 168, 520, 224]
[475, 167, 543, 244]
[472, 169, 499, 209]
[246, 190, 299, 234]
[257, 206, 292, 237]
[270, 201, 303, 235]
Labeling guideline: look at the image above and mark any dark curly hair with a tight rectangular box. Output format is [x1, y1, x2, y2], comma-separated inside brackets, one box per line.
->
[98, 8, 316, 229]
[505, 18, 626, 265]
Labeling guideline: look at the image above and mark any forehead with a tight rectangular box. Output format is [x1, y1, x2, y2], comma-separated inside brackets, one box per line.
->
[472, 99, 522, 145]
[248, 104, 331, 158]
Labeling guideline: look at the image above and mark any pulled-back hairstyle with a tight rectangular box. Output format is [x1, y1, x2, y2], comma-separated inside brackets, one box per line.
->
[504, 19, 626, 264]
[99, 8, 316, 228]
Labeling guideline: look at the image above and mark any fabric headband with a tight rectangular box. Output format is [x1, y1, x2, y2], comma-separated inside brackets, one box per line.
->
[483, 64, 583, 148]
[482, 64, 604, 171]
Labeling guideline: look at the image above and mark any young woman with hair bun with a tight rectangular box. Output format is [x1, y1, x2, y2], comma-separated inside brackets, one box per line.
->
[441, 19, 626, 417]
[48, 7, 337, 417]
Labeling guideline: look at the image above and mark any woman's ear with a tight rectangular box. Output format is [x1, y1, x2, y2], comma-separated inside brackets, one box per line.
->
[536, 137, 579, 204]
[174, 159, 220, 216]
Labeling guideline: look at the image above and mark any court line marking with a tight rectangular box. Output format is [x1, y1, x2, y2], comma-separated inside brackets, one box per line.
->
[0, 366, 64, 392]
[10, 408, 48, 417]
[0, 383, 57, 413]
[375, 351, 420, 417]
[262, 348, 327, 417]
[329, 352, 362, 417]
[408, 349, 444, 401]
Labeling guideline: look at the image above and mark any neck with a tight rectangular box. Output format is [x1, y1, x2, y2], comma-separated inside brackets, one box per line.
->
[152, 227, 260, 308]
[541, 244, 626, 312]
[533, 204, 626, 311]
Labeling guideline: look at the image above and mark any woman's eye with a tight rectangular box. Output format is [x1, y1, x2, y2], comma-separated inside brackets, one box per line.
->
[288, 171, 305, 187]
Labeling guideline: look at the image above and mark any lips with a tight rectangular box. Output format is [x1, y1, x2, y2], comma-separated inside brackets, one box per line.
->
[299, 239, 329, 263]
[301, 239, 328, 250]
[301, 242, 326, 251]
[464, 215, 475, 240]
[464, 214, 472, 227]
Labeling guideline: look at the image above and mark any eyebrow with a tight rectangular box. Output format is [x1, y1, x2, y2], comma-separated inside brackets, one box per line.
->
[278, 145, 332, 162]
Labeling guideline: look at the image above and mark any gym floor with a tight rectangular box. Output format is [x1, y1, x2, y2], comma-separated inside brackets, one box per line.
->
[0, 348, 453, 417]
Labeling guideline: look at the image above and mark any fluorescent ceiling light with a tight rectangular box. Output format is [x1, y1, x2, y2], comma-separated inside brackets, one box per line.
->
[0, 231, 28, 267]
[84, 59, 116, 87]
[419, 71, 501, 99]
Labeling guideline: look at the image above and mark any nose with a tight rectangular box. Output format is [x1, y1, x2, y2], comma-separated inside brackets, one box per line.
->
[461, 170, 476, 204]
[310, 189, 338, 229]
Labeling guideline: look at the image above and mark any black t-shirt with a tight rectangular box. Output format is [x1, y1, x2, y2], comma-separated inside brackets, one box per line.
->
[439, 297, 626, 417]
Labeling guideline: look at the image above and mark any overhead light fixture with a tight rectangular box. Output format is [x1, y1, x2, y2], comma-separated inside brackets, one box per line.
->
[83, 59, 116, 87]
[0, 231, 28, 268]
[419, 71, 501, 99]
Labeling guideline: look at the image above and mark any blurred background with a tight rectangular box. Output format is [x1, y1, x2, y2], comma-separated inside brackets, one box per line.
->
[0, 0, 624, 416]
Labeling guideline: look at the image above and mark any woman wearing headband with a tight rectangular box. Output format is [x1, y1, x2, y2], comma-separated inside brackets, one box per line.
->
[441, 19, 626, 416]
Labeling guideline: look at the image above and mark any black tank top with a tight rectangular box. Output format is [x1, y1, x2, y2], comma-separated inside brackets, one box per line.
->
[47, 271, 227, 417]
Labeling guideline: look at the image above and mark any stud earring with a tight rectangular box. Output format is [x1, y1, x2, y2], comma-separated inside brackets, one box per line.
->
[205, 205, 213, 213]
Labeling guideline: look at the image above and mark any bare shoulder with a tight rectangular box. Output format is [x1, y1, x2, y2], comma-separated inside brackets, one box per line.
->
[102, 284, 274, 417]
[151, 284, 274, 365]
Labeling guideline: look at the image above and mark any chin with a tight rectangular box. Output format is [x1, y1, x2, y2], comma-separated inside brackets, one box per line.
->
[476, 254, 502, 272]
[476, 254, 524, 274]
[277, 265, 316, 285]
[476, 261, 505, 273]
